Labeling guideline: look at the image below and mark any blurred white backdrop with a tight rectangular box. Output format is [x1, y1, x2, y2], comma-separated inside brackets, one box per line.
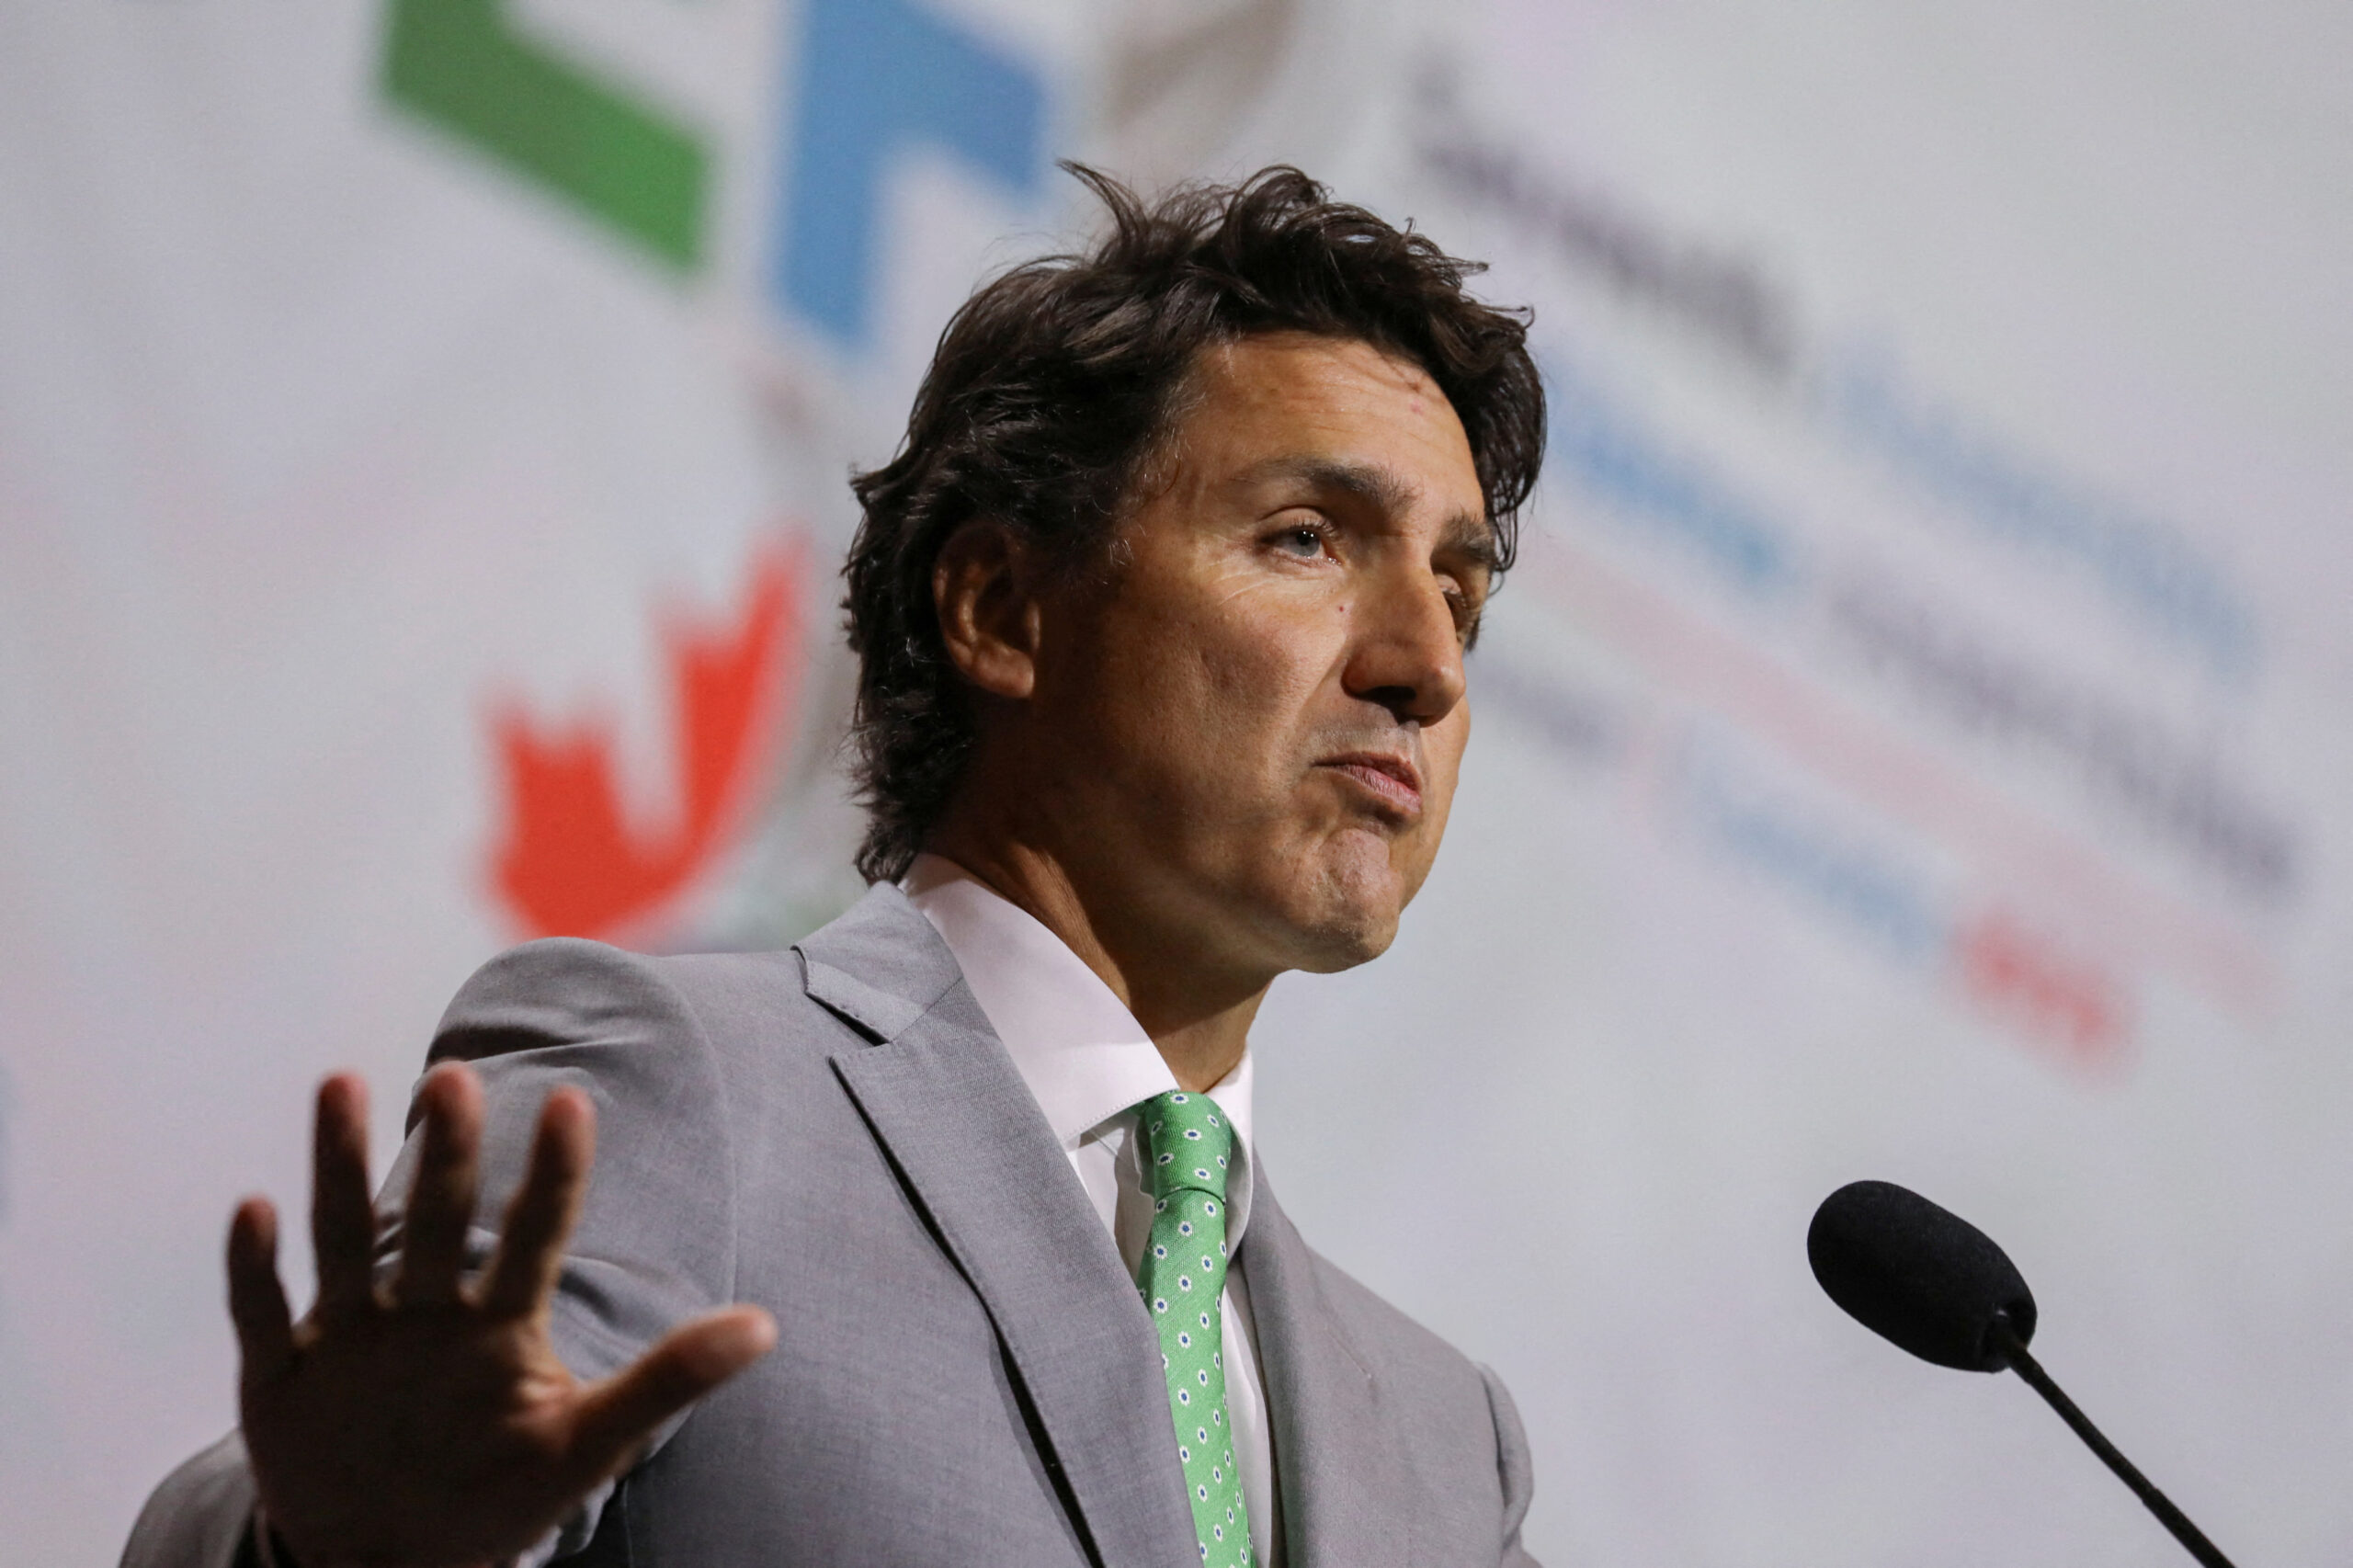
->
[3, 1, 2347, 1561]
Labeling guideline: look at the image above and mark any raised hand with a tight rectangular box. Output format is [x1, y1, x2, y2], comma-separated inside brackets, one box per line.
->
[226, 1064, 776, 1568]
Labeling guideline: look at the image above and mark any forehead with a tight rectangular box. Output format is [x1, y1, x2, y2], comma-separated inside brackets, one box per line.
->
[1168, 333, 1483, 507]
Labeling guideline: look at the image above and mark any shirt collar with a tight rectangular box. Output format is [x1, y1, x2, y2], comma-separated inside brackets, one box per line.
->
[902, 854, 1256, 1226]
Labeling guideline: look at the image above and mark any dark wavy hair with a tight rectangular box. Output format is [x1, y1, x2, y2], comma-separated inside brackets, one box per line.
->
[842, 165, 1546, 883]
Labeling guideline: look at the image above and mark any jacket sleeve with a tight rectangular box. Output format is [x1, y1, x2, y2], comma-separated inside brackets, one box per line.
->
[120, 937, 742, 1566]
[1480, 1363, 1543, 1568]
[119, 1434, 259, 1568]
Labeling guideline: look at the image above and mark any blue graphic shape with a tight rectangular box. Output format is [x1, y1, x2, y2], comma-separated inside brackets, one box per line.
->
[1678, 742, 1945, 961]
[1544, 358, 1799, 597]
[1824, 353, 2256, 682]
[773, 0, 1046, 347]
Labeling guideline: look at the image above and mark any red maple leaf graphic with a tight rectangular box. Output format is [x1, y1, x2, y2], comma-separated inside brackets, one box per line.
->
[489, 540, 807, 941]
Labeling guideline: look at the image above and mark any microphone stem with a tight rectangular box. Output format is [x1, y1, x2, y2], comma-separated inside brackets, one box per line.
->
[1988, 1317, 2238, 1568]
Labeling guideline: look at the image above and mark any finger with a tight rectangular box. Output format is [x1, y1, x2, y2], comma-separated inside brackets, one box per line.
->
[479, 1086, 595, 1321]
[309, 1074, 379, 1315]
[563, 1307, 776, 1482]
[392, 1061, 484, 1307]
[226, 1197, 296, 1381]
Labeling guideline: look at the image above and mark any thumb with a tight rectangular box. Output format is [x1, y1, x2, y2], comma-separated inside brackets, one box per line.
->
[563, 1307, 777, 1480]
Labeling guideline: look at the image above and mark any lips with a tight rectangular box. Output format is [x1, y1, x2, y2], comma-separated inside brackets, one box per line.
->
[1317, 750, 1424, 814]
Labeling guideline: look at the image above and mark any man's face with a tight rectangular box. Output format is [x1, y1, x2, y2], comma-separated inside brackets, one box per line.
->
[1027, 332, 1494, 980]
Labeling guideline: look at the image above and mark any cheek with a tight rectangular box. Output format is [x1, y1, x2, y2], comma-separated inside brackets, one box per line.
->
[1118, 586, 1329, 764]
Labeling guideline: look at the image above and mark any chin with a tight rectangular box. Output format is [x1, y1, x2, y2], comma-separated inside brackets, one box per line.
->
[1275, 833, 1410, 973]
[1288, 919, 1397, 975]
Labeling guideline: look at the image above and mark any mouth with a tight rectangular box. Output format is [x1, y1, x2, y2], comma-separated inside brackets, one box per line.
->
[1315, 750, 1424, 816]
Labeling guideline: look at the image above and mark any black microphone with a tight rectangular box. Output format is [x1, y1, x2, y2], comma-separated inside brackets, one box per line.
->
[1808, 1180, 2239, 1568]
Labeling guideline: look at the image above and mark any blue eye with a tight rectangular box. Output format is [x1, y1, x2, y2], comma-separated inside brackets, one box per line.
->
[1273, 525, 1324, 557]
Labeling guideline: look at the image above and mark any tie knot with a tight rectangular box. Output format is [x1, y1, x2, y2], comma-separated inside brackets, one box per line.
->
[1138, 1089, 1234, 1201]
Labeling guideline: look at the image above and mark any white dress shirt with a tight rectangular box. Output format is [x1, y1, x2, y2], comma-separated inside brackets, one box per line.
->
[904, 854, 1279, 1566]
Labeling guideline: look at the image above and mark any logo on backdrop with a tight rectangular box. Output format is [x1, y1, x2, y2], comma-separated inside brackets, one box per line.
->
[378, 0, 1047, 347]
[487, 539, 809, 941]
[381, 0, 1048, 940]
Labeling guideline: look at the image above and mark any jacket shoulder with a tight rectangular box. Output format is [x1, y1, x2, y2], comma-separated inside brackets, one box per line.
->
[430, 935, 862, 1070]
[431, 881, 964, 1053]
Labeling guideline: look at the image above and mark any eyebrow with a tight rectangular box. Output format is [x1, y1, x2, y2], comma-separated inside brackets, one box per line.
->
[1239, 454, 1415, 514]
[1238, 455, 1499, 574]
[1439, 509, 1502, 577]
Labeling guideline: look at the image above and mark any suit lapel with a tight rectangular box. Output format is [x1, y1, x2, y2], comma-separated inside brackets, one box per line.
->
[801, 887, 1200, 1568]
[1240, 1176, 1412, 1568]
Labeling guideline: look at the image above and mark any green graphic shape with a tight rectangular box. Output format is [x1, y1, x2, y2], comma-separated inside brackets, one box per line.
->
[381, 0, 710, 270]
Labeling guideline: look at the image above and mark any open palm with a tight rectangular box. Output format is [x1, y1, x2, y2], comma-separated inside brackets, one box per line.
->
[226, 1064, 775, 1568]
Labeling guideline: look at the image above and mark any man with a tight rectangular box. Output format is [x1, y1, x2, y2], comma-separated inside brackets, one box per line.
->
[125, 165, 1548, 1568]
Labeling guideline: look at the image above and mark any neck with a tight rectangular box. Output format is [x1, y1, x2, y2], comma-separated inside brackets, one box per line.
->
[921, 830, 1268, 1093]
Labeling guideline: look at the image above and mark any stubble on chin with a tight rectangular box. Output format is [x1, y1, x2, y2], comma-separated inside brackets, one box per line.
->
[1278, 823, 1413, 973]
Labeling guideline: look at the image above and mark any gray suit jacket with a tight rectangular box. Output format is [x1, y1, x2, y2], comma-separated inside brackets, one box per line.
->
[126, 884, 1540, 1567]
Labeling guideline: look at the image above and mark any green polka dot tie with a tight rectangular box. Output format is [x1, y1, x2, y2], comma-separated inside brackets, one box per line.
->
[1135, 1089, 1253, 1567]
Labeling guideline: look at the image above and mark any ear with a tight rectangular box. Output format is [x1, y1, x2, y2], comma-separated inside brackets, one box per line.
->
[933, 518, 1042, 700]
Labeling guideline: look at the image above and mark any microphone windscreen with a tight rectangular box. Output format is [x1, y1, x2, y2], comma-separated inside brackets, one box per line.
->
[1808, 1180, 2038, 1371]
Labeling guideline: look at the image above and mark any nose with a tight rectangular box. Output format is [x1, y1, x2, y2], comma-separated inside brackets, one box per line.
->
[1341, 562, 1468, 726]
